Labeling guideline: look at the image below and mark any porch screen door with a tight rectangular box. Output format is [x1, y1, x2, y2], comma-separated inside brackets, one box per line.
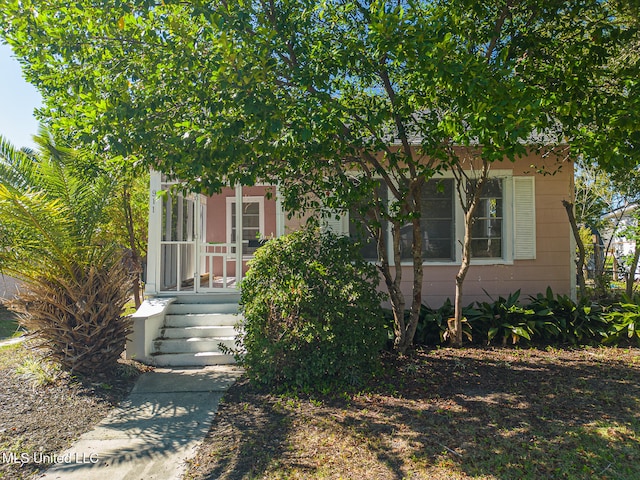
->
[158, 177, 198, 292]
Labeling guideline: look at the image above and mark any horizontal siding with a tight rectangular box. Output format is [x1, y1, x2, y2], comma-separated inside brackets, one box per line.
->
[400, 155, 573, 307]
[401, 262, 571, 307]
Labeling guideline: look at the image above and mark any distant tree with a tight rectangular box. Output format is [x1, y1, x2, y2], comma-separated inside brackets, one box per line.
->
[570, 162, 627, 297]
[609, 167, 640, 297]
[1, 0, 637, 350]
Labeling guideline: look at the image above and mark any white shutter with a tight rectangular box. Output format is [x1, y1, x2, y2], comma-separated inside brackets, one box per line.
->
[513, 176, 536, 259]
[321, 211, 349, 236]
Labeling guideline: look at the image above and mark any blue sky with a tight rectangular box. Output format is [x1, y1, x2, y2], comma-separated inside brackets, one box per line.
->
[0, 43, 43, 150]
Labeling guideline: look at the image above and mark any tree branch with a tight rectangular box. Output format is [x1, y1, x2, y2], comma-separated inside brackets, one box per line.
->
[485, 1, 512, 61]
[378, 59, 415, 175]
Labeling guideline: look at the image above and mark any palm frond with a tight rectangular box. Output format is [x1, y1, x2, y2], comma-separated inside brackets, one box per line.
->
[0, 185, 78, 280]
[7, 251, 133, 377]
[32, 125, 75, 166]
[0, 135, 39, 191]
[27, 127, 117, 244]
[0, 129, 135, 379]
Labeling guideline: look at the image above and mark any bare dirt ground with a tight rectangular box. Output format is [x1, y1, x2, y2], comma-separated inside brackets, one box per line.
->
[2, 342, 638, 480]
[0, 343, 148, 480]
[184, 346, 640, 480]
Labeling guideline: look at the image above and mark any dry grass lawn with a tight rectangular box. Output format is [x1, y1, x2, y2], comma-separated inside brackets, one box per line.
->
[185, 347, 640, 480]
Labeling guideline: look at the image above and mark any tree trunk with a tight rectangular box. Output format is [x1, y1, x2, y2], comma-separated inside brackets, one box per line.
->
[377, 220, 406, 351]
[562, 200, 587, 299]
[626, 241, 640, 298]
[450, 160, 488, 347]
[390, 220, 407, 351]
[452, 207, 476, 346]
[374, 190, 424, 354]
[404, 200, 423, 353]
[122, 185, 142, 308]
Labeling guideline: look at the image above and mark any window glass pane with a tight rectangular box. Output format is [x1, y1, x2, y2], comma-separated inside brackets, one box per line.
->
[401, 178, 455, 261]
[243, 216, 260, 228]
[471, 238, 502, 258]
[470, 179, 503, 258]
[230, 201, 262, 255]
[244, 203, 259, 215]
[349, 185, 388, 262]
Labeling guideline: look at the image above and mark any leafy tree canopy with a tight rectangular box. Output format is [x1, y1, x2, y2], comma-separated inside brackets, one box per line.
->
[1, 0, 636, 201]
[2, 0, 638, 349]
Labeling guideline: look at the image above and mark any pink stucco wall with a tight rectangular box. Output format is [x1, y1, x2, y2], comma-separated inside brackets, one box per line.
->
[206, 186, 277, 242]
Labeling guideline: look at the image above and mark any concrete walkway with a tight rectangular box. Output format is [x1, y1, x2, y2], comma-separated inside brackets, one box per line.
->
[0, 335, 24, 347]
[37, 366, 243, 480]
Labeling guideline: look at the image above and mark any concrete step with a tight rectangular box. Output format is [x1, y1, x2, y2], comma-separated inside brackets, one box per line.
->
[165, 313, 239, 327]
[153, 337, 236, 354]
[159, 325, 238, 339]
[149, 298, 243, 367]
[151, 352, 237, 367]
[167, 303, 240, 315]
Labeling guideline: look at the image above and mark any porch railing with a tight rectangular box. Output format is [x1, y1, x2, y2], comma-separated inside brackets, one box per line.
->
[198, 241, 249, 290]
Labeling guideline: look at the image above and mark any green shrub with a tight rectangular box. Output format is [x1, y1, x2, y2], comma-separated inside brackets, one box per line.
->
[527, 287, 608, 344]
[465, 290, 544, 345]
[414, 301, 452, 346]
[238, 227, 387, 392]
[418, 288, 613, 347]
[603, 303, 640, 346]
[414, 299, 471, 345]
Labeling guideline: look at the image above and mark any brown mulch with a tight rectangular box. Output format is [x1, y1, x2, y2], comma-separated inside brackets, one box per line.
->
[0, 344, 149, 480]
[184, 346, 640, 480]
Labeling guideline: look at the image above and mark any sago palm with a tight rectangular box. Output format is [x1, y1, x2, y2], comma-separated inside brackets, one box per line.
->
[0, 132, 133, 377]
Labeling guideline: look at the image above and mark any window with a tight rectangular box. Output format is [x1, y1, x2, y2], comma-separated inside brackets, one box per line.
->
[470, 178, 503, 259]
[336, 173, 535, 265]
[348, 179, 455, 262]
[399, 179, 455, 262]
[348, 186, 388, 262]
[226, 197, 264, 255]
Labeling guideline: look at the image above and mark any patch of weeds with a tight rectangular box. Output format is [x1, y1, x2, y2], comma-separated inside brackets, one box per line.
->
[116, 362, 142, 379]
[0, 434, 28, 456]
[15, 356, 61, 386]
[0, 343, 21, 369]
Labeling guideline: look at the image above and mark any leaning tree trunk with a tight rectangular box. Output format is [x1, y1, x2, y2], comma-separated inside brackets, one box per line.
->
[452, 207, 476, 346]
[563, 200, 587, 298]
[122, 185, 143, 308]
[376, 213, 423, 354]
[379, 220, 407, 351]
[450, 160, 488, 347]
[359, 195, 411, 353]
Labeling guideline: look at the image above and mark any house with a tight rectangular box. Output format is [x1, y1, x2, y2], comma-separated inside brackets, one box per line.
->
[0, 275, 19, 300]
[603, 204, 640, 279]
[126, 151, 575, 366]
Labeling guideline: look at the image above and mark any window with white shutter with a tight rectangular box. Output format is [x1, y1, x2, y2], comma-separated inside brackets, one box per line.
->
[324, 172, 538, 265]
